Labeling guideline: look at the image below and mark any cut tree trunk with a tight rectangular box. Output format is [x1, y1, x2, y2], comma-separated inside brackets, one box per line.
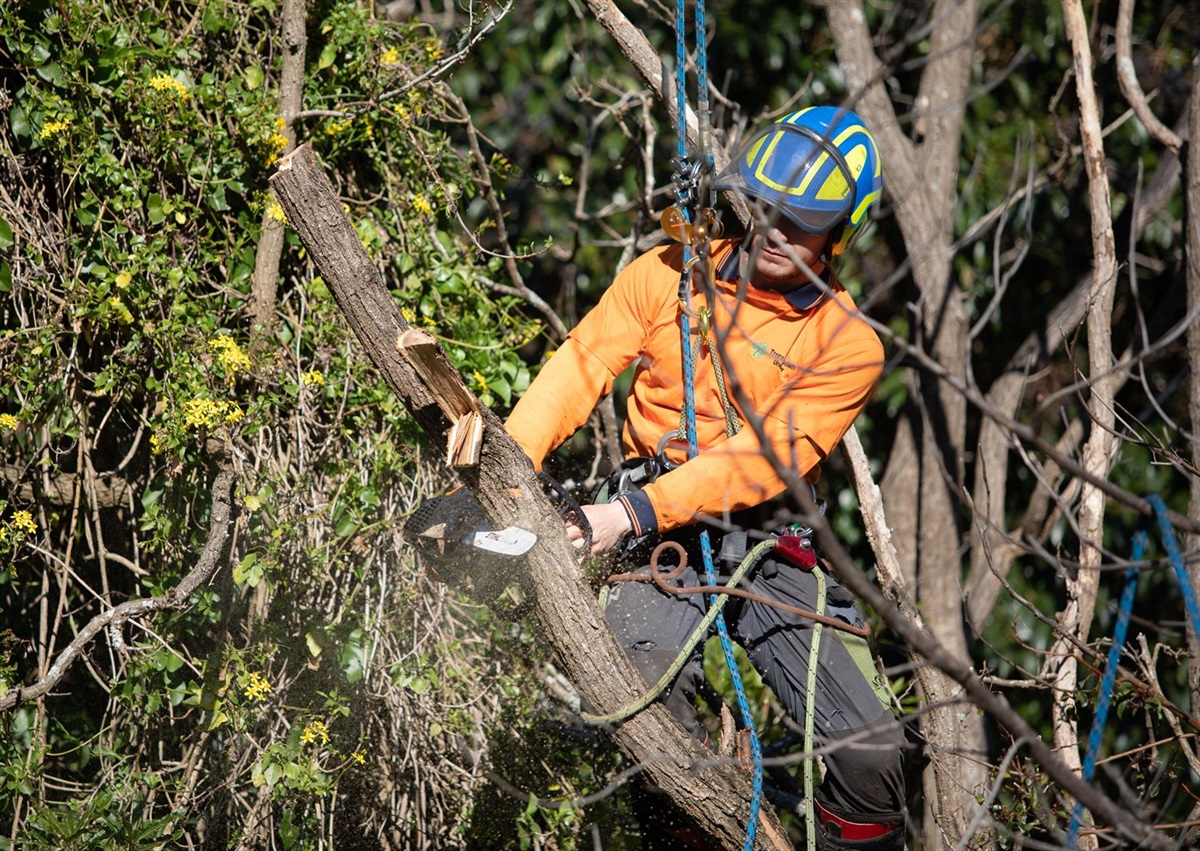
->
[269, 143, 787, 850]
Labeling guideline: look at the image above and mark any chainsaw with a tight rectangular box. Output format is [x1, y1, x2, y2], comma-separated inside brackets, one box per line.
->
[403, 474, 590, 600]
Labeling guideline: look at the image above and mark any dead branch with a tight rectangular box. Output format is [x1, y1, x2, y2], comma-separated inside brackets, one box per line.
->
[1053, 5, 1122, 831]
[1, 464, 132, 509]
[1115, 0, 1183, 154]
[1186, 55, 1200, 718]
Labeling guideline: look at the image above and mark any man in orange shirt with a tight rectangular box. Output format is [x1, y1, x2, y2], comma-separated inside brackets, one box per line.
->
[506, 106, 905, 850]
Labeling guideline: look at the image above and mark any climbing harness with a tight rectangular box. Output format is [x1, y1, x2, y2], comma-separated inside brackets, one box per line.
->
[1066, 494, 1200, 848]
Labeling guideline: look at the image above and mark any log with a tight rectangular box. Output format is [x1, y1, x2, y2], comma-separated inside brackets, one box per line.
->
[270, 143, 786, 849]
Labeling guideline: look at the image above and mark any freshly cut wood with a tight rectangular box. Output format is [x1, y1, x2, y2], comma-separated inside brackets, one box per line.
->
[396, 328, 484, 468]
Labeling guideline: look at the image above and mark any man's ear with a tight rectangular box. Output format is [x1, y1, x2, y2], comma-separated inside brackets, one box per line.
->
[819, 227, 841, 264]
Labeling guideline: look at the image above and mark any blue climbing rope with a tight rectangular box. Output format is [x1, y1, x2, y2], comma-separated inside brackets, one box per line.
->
[672, 3, 764, 850]
[1066, 494, 1200, 847]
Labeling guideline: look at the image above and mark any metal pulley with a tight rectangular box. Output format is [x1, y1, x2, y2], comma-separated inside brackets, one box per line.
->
[661, 205, 722, 246]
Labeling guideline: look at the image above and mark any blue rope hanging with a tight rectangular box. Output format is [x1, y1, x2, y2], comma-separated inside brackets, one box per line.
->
[1066, 494, 1200, 847]
[672, 2, 764, 849]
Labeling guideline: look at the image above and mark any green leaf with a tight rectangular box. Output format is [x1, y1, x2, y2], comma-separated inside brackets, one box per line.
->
[233, 553, 260, 587]
[206, 183, 228, 212]
[146, 194, 165, 225]
[335, 513, 358, 537]
[35, 63, 63, 85]
[305, 632, 323, 658]
[243, 65, 264, 90]
[0, 216, 13, 251]
[407, 676, 430, 695]
[263, 762, 282, 787]
[318, 43, 337, 70]
[9, 105, 30, 141]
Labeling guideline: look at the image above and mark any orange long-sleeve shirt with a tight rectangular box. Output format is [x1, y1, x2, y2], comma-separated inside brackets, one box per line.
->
[504, 238, 884, 534]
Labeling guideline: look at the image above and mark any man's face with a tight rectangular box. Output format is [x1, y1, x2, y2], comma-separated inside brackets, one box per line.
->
[746, 211, 829, 291]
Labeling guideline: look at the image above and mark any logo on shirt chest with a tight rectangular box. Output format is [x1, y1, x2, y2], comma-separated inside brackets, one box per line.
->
[750, 340, 796, 374]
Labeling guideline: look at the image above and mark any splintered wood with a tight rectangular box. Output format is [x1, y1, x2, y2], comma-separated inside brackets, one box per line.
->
[395, 328, 483, 468]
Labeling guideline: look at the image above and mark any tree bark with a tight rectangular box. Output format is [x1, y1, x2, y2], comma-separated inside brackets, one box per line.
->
[815, 1, 988, 844]
[1186, 59, 1200, 721]
[269, 144, 786, 849]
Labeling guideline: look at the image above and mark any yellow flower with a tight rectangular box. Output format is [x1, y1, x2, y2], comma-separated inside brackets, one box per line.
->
[209, 335, 251, 376]
[472, 371, 488, 394]
[300, 720, 330, 746]
[265, 131, 289, 165]
[266, 198, 288, 224]
[244, 672, 272, 702]
[324, 118, 352, 137]
[182, 399, 219, 428]
[401, 307, 417, 324]
[380, 46, 400, 64]
[39, 117, 73, 140]
[11, 511, 36, 535]
[301, 370, 325, 387]
[106, 296, 134, 324]
[411, 195, 433, 216]
[148, 74, 188, 99]
[0, 413, 17, 432]
[424, 39, 443, 61]
[150, 432, 167, 455]
[182, 398, 242, 430]
[243, 494, 262, 512]
[351, 750, 366, 765]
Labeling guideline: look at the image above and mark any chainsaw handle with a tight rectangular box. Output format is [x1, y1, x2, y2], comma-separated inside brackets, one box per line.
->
[537, 472, 592, 558]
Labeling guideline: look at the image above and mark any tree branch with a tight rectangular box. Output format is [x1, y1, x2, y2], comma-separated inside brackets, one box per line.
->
[248, 0, 306, 340]
[2, 464, 132, 509]
[1, 463, 237, 712]
[1115, 0, 1183, 154]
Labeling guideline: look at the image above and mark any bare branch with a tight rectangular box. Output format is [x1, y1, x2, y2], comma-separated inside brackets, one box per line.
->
[1115, 0, 1183, 154]
[249, 0, 307, 340]
[1, 463, 237, 712]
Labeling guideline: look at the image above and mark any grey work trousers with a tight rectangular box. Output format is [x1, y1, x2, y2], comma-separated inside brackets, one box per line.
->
[604, 534, 906, 825]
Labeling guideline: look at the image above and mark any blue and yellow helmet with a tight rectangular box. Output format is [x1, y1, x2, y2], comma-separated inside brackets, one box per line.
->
[714, 105, 883, 256]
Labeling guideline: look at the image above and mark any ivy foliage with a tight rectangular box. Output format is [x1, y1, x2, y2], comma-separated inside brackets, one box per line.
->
[1, 0, 543, 848]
